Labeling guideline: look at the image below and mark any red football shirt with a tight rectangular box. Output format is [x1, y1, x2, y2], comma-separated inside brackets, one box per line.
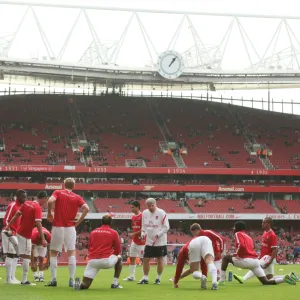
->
[199, 229, 225, 257]
[3, 200, 23, 234]
[234, 231, 258, 259]
[31, 227, 51, 245]
[260, 229, 277, 258]
[17, 201, 43, 239]
[51, 189, 86, 227]
[88, 225, 121, 260]
[131, 213, 145, 246]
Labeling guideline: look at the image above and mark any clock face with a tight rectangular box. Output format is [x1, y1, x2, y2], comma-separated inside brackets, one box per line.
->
[157, 50, 184, 79]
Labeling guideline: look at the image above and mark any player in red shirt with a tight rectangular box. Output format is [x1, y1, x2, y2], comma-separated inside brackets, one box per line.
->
[5, 191, 48, 286]
[74, 215, 123, 290]
[190, 223, 225, 281]
[124, 200, 145, 281]
[31, 227, 52, 282]
[172, 236, 218, 290]
[1, 190, 26, 284]
[234, 217, 299, 284]
[45, 178, 89, 288]
[219, 221, 295, 286]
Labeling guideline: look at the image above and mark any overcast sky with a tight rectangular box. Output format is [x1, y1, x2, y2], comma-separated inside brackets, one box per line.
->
[1, 0, 300, 114]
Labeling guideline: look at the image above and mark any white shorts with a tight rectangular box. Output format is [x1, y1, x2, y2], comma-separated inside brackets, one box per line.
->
[50, 226, 76, 252]
[232, 257, 265, 277]
[33, 245, 47, 258]
[129, 242, 145, 258]
[17, 234, 32, 256]
[84, 255, 119, 279]
[188, 236, 214, 263]
[1, 232, 17, 254]
[260, 255, 276, 275]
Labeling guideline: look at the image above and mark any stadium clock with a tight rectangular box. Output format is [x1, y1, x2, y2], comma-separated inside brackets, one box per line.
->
[157, 50, 184, 79]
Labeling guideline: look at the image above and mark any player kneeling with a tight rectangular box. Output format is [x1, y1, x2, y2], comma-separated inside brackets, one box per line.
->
[219, 221, 295, 286]
[74, 215, 123, 290]
[31, 227, 51, 282]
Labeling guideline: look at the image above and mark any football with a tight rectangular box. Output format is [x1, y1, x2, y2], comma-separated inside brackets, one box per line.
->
[192, 271, 202, 280]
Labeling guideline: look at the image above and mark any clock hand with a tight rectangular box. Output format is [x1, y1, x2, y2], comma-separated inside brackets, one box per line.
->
[169, 57, 177, 67]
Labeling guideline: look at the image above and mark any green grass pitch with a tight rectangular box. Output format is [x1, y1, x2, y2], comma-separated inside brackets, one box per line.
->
[0, 265, 299, 300]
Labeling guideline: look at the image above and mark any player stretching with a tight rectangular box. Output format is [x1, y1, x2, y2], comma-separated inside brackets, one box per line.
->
[31, 226, 52, 282]
[74, 215, 123, 290]
[124, 200, 145, 281]
[45, 178, 89, 287]
[1, 190, 26, 284]
[219, 221, 295, 285]
[138, 198, 169, 285]
[234, 217, 299, 283]
[190, 223, 225, 280]
[172, 236, 218, 290]
[4, 191, 48, 286]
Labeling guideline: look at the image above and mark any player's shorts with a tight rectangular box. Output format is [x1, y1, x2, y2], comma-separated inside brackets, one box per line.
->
[143, 245, 167, 258]
[1, 231, 17, 254]
[260, 255, 276, 275]
[33, 245, 47, 258]
[188, 236, 214, 263]
[50, 226, 76, 252]
[84, 255, 119, 279]
[232, 257, 265, 277]
[129, 242, 145, 258]
[17, 234, 32, 256]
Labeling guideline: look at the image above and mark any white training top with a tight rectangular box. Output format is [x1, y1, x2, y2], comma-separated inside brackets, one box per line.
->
[141, 207, 170, 247]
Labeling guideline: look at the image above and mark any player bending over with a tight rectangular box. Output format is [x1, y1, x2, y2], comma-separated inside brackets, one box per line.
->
[190, 223, 225, 281]
[219, 221, 295, 286]
[138, 198, 170, 285]
[5, 191, 48, 286]
[74, 215, 123, 290]
[31, 226, 51, 282]
[172, 237, 216, 290]
[124, 200, 145, 281]
[2, 189, 26, 284]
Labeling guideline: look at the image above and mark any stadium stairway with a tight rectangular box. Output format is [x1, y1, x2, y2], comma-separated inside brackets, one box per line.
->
[84, 197, 97, 213]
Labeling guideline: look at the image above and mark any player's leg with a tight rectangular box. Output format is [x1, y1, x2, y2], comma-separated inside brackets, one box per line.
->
[219, 254, 234, 283]
[138, 245, 151, 284]
[17, 235, 34, 285]
[77, 260, 98, 290]
[11, 254, 20, 283]
[46, 227, 63, 286]
[65, 227, 77, 287]
[111, 255, 123, 288]
[214, 260, 221, 281]
[38, 256, 45, 282]
[155, 246, 167, 284]
[2, 231, 16, 284]
[31, 257, 39, 281]
[204, 254, 218, 289]
[124, 243, 138, 281]
[200, 258, 208, 290]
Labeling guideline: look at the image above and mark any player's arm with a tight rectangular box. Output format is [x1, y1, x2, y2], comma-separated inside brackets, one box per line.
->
[45, 245, 50, 269]
[174, 251, 186, 287]
[265, 235, 278, 267]
[47, 193, 57, 222]
[129, 229, 142, 237]
[4, 211, 21, 230]
[30, 245, 36, 270]
[74, 203, 89, 227]
[113, 232, 121, 256]
[156, 213, 170, 239]
[36, 221, 47, 247]
[141, 211, 147, 239]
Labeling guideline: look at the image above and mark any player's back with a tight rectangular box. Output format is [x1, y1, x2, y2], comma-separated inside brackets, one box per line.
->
[3, 200, 22, 233]
[18, 201, 42, 239]
[31, 227, 51, 244]
[235, 231, 258, 259]
[52, 189, 85, 227]
[199, 229, 224, 252]
[88, 225, 120, 260]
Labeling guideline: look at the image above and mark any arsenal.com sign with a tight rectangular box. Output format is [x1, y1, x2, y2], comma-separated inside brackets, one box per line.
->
[45, 184, 63, 190]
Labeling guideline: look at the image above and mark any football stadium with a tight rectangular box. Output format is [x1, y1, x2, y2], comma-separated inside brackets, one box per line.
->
[0, 1, 300, 300]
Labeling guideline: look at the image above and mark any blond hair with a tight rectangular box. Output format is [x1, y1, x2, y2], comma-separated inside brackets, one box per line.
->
[64, 178, 75, 190]
[146, 198, 156, 206]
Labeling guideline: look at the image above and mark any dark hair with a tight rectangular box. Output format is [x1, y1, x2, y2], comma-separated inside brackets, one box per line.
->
[234, 221, 247, 232]
[264, 217, 273, 226]
[37, 191, 48, 199]
[130, 200, 140, 209]
[102, 214, 112, 225]
[16, 189, 26, 197]
[190, 223, 201, 231]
